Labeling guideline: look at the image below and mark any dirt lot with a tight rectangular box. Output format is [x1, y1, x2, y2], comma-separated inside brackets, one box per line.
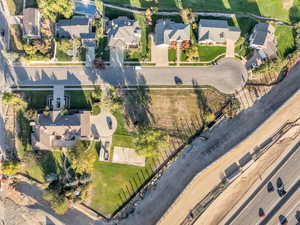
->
[123, 88, 228, 131]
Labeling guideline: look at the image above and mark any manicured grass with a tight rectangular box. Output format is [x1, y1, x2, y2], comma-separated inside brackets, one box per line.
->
[19, 91, 52, 109]
[88, 162, 146, 216]
[24, 151, 64, 183]
[106, 0, 294, 22]
[65, 90, 93, 109]
[275, 25, 295, 58]
[112, 134, 135, 149]
[168, 48, 177, 62]
[198, 45, 226, 61]
[56, 49, 73, 62]
[113, 111, 131, 135]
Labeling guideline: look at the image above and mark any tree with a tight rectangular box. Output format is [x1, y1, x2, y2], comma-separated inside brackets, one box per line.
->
[37, 0, 74, 22]
[180, 8, 195, 25]
[184, 45, 199, 61]
[42, 189, 69, 214]
[2, 92, 28, 110]
[23, 44, 38, 56]
[95, 0, 104, 41]
[1, 160, 21, 175]
[133, 129, 169, 157]
[24, 109, 38, 120]
[100, 86, 123, 112]
[66, 141, 97, 174]
[223, 98, 240, 118]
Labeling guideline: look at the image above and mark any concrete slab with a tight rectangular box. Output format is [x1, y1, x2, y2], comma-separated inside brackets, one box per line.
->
[112, 147, 145, 167]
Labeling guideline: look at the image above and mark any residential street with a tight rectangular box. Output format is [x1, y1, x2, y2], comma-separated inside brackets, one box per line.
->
[11, 58, 247, 94]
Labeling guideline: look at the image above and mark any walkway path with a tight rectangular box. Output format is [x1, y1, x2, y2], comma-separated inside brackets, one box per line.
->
[10, 58, 247, 94]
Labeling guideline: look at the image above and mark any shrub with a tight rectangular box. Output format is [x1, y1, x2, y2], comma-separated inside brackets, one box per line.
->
[91, 104, 101, 115]
[1, 160, 21, 175]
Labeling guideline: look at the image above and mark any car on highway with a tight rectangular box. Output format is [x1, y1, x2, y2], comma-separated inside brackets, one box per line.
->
[279, 215, 288, 225]
[276, 178, 286, 197]
[258, 208, 265, 218]
[267, 181, 274, 192]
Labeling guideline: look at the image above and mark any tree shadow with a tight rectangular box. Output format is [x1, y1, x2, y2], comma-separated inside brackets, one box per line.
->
[192, 79, 212, 116]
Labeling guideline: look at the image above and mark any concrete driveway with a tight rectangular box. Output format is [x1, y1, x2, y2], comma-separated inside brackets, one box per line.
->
[226, 40, 235, 58]
[11, 58, 247, 94]
[151, 35, 169, 66]
[90, 110, 117, 139]
[110, 46, 124, 67]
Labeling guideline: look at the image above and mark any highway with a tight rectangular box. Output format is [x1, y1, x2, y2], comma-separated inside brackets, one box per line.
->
[228, 141, 300, 225]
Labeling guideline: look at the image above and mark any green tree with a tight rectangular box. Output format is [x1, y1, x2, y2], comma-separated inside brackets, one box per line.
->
[2, 92, 28, 110]
[23, 44, 38, 56]
[1, 160, 21, 175]
[184, 45, 199, 61]
[223, 98, 240, 118]
[134, 129, 169, 157]
[95, 0, 104, 41]
[43, 189, 69, 214]
[37, 0, 74, 22]
[66, 141, 97, 174]
[100, 87, 123, 112]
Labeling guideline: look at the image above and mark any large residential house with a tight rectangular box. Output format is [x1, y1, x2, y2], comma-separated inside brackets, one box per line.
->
[31, 110, 93, 150]
[22, 8, 40, 39]
[55, 16, 95, 39]
[154, 19, 191, 47]
[106, 16, 141, 49]
[249, 22, 277, 60]
[198, 19, 241, 44]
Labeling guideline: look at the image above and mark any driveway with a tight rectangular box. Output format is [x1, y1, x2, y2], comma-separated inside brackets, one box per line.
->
[11, 58, 247, 94]
[110, 46, 124, 67]
[151, 35, 169, 66]
[226, 40, 235, 58]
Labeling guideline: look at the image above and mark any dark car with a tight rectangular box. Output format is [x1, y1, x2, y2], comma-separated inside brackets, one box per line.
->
[258, 208, 265, 218]
[0, 29, 4, 37]
[295, 211, 300, 222]
[104, 141, 110, 160]
[106, 116, 112, 130]
[279, 215, 288, 225]
[277, 178, 286, 197]
[174, 76, 183, 85]
[267, 181, 274, 192]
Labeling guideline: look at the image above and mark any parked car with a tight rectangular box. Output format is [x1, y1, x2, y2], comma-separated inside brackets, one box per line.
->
[277, 177, 286, 197]
[295, 211, 300, 222]
[106, 116, 112, 130]
[104, 141, 110, 161]
[0, 29, 4, 37]
[267, 181, 274, 192]
[174, 76, 183, 85]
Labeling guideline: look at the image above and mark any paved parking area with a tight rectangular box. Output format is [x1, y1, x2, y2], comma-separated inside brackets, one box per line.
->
[112, 147, 145, 167]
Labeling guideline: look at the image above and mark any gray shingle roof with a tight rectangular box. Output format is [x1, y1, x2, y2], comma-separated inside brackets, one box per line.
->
[56, 17, 94, 38]
[155, 19, 191, 45]
[198, 19, 241, 42]
[107, 17, 141, 48]
[23, 8, 40, 38]
[251, 22, 275, 46]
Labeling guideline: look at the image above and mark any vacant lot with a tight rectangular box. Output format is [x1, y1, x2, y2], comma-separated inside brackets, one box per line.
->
[106, 0, 293, 22]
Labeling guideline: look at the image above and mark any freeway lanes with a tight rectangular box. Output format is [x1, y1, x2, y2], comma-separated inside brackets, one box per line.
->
[265, 182, 300, 225]
[229, 141, 300, 225]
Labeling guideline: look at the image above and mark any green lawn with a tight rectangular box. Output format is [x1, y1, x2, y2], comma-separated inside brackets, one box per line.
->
[88, 161, 149, 216]
[65, 90, 93, 109]
[19, 91, 52, 109]
[198, 45, 226, 61]
[24, 151, 64, 183]
[168, 48, 177, 62]
[275, 25, 295, 58]
[105, 0, 294, 22]
[56, 49, 73, 62]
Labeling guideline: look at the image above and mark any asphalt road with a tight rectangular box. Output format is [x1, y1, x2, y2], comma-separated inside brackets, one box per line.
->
[228, 141, 300, 225]
[10, 58, 247, 94]
[266, 182, 300, 225]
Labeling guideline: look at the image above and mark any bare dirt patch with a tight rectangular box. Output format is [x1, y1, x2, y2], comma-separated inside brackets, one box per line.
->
[283, 0, 294, 10]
